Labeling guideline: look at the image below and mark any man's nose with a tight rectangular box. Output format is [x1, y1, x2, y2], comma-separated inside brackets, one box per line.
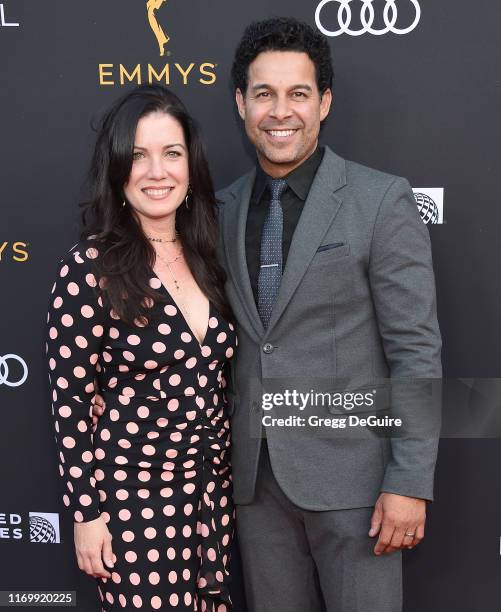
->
[270, 95, 293, 121]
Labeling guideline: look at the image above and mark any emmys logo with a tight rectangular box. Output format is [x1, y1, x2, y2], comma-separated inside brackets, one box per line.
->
[0, 3, 19, 27]
[0, 241, 29, 262]
[412, 188, 444, 225]
[147, 0, 169, 57]
[98, 1, 217, 87]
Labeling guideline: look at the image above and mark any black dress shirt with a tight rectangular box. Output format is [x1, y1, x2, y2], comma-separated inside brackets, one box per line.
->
[245, 147, 324, 304]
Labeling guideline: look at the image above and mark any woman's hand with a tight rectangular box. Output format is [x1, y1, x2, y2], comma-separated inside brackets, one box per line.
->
[91, 393, 106, 429]
[74, 516, 114, 579]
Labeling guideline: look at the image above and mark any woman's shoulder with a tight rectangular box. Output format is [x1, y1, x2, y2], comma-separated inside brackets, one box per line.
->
[59, 236, 106, 265]
[54, 237, 106, 279]
[49, 238, 107, 316]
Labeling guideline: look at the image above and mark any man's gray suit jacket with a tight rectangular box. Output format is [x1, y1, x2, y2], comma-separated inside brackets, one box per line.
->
[217, 146, 442, 510]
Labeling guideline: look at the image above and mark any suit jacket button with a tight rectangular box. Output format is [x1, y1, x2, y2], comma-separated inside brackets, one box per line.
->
[263, 343, 274, 354]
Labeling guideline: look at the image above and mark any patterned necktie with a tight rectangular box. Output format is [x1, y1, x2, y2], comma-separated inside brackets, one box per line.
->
[257, 178, 288, 328]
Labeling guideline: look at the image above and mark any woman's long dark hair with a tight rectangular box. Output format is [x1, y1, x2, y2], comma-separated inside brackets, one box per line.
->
[81, 84, 232, 326]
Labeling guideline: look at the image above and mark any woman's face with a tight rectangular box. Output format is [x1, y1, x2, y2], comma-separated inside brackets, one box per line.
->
[123, 111, 189, 227]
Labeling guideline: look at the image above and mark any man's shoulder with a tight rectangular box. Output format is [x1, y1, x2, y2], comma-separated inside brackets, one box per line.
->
[322, 146, 404, 191]
[347, 160, 401, 186]
[216, 168, 256, 207]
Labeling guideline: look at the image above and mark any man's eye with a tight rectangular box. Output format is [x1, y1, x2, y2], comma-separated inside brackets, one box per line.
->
[293, 92, 307, 98]
[256, 92, 270, 98]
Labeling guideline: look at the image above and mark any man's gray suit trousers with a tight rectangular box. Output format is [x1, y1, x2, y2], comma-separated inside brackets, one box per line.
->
[236, 444, 403, 612]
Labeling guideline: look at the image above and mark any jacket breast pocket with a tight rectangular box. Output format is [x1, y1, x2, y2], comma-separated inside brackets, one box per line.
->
[310, 243, 350, 268]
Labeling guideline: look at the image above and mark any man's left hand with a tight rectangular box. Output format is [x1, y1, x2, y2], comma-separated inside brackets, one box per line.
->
[369, 493, 426, 555]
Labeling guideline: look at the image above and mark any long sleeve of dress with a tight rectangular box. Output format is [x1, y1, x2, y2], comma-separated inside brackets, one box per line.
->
[46, 242, 105, 523]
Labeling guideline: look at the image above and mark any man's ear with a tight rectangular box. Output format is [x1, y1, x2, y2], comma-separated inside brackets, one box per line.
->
[320, 89, 333, 121]
[235, 88, 246, 120]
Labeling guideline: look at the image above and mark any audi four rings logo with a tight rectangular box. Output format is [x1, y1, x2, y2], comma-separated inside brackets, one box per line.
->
[0, 354, 28, 387]
[315, 0, 421, 37]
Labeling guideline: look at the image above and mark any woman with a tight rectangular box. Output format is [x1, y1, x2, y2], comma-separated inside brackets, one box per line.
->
[46, 85, 236, 611]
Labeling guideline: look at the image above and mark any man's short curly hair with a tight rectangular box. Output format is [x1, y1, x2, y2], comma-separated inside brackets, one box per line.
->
[231, 17, 334, 96]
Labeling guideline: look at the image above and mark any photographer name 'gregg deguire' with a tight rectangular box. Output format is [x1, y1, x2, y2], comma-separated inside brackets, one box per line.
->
[260, 389, 403, 431]
[262, 413, 403, 430]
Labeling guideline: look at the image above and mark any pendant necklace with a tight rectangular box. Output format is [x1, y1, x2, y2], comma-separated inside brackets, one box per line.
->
[155, 248, 195, 338]
[155, 249, 183, 291]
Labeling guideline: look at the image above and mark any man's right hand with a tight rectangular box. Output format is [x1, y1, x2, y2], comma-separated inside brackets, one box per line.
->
[91, 393, 105, 427]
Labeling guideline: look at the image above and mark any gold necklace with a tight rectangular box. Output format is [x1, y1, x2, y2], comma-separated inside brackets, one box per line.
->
[154, 249, 200, 342]
[147, 232, 179, 244]
[155, 249, 183, 291]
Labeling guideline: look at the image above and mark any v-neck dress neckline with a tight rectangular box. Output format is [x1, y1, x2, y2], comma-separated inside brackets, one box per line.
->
[149, 268, 211, 348]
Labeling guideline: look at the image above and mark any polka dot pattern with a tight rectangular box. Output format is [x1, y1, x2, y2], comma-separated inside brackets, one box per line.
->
[47, 240, 236, 611]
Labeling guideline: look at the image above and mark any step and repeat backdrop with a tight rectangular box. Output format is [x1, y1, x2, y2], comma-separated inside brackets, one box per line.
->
[1, 1, 501, 610]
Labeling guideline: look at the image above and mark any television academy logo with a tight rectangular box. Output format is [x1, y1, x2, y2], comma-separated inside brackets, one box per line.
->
[315, 0, 421, 37]
[413, 188, 444, 225]
[0, 354, 29, 387]
[0, 241, 29, 262]
[0, 3, 19, 27]
[147, 0, 169, 57]
[0, 512, 60, 543]
[98, 1, 217, 87]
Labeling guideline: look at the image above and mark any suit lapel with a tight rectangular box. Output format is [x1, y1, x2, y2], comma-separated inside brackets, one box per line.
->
[266, 147, 347, 332]
[222, 169, 265, 340]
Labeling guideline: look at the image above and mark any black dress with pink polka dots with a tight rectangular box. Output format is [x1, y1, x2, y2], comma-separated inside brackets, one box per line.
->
[46, 240, 236, 611]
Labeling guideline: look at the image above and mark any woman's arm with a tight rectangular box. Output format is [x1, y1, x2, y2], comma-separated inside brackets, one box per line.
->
[47, 242, 115, 578]
[46, 242, 105, 523]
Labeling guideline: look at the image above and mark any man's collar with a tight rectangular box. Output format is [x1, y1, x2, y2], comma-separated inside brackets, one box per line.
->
[252, 146, 324, 202]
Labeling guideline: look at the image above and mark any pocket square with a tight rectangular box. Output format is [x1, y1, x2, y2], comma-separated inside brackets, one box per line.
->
[316, 242, 344, 253]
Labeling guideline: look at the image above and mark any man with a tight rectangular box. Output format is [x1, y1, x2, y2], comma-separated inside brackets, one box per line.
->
[93, 17, 441, 611]
[217, 17, 441, 612]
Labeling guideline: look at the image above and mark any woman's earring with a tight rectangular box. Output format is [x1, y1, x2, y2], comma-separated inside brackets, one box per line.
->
[185, 185, 193, 210]
[122, 201, 126, 208]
